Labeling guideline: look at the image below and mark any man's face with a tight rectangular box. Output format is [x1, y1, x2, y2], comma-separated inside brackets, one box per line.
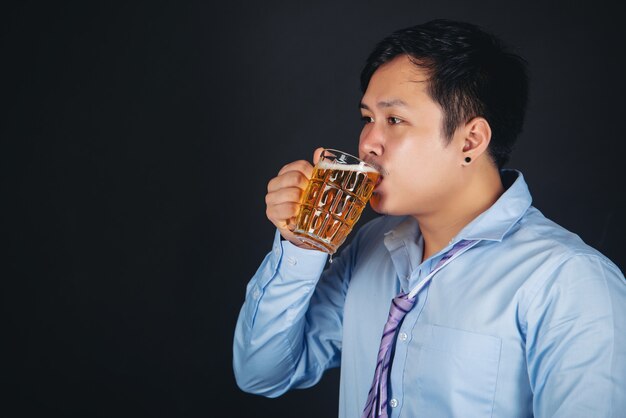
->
[359, 55, 466, 218]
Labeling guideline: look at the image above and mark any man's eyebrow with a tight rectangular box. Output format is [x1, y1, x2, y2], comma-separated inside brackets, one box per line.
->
[359, 99, 409, 110]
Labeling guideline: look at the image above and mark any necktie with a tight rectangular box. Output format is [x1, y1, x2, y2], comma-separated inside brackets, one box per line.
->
[361, 239, 477, 418]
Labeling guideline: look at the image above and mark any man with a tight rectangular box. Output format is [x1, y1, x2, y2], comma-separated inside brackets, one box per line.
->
[233, 19, 626, 417]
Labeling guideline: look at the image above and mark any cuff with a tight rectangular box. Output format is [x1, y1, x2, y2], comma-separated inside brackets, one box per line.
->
[264, 229, 328, 282]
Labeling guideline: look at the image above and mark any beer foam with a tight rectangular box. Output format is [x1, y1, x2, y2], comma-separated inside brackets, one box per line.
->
[317, 159, 379, 173]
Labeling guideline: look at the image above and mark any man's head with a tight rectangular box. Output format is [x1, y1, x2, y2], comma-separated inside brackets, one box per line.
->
[360, 19, 529, 169]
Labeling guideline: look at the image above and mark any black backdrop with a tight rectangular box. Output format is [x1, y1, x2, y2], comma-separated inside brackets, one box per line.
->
[3, 1, 625, 417]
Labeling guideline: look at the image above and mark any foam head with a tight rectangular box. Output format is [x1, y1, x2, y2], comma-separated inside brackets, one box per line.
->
[317, 158, 379, 173]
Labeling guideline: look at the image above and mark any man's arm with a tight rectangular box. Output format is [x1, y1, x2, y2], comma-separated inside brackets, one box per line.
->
[233, 147, 353, 397]
[525, 254, 626, 417]
[232, 229, 353, 397]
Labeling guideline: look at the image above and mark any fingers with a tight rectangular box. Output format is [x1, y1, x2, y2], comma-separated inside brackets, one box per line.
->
[265, 187, 302, 206]
[266, 185, 302, 228]
[267, 170, 310, 193]
[313, 147, 324, 165]
[264, 150, 320, 239]
[266, 169, 308, 233]
[266, 202, 299, 227]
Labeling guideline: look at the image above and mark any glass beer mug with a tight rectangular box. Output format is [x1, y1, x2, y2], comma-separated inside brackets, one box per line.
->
[292, 149, 380, 255]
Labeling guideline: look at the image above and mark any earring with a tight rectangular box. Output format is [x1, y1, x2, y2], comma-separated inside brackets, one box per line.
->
[465, 156, 472, 163]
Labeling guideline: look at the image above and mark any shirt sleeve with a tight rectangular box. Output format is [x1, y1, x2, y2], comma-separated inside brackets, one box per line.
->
[525, 254, 626, 417]
[232, 229, 354, 397]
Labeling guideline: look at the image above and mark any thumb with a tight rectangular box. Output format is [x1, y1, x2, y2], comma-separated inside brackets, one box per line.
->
[313, 147, 324, 165]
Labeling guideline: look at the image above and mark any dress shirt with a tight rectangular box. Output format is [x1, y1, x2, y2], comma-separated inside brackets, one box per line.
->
[233, 170, 626, 417]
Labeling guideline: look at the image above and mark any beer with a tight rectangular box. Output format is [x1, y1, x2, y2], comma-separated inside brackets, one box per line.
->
[293, 154, 380, 254]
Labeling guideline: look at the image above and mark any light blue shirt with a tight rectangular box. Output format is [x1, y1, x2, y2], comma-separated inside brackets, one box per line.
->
[233, 170, 626, 417]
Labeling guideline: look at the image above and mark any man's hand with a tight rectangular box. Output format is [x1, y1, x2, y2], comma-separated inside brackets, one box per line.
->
[265, 148, 324, 248]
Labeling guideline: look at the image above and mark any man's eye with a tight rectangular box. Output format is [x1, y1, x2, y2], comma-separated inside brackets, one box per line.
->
[361, 116, 374, 123]
[388, 117, 402, 125]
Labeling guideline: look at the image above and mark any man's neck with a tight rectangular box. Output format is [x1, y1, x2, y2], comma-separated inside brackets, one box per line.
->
[417, 167, 504, 261]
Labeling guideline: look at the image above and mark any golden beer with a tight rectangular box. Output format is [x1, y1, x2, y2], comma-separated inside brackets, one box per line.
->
[293, 150, 380, 254]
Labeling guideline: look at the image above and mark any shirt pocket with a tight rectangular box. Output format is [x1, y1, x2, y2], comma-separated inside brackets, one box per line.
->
[409, 323, 501, 417]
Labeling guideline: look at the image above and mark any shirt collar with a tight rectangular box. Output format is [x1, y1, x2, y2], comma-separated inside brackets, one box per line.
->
[457, 169, 532, 242]
[383, 217, 423, 291]
[382, 169, 531, 292]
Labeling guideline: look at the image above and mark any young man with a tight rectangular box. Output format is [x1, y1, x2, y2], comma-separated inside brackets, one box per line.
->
[233, 19, 626, 417]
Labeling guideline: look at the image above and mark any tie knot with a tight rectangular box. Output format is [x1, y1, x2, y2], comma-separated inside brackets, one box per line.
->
[388, 293, 416, 322]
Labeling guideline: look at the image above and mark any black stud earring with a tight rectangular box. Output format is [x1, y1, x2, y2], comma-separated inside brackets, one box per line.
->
[465, 156, 472, 163]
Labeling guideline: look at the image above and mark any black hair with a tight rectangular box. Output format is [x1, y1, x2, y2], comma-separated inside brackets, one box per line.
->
[360, 19, 529, 168]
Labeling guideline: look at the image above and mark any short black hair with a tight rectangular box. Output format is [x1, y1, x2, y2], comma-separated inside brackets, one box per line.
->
[360, 19, 529, 168]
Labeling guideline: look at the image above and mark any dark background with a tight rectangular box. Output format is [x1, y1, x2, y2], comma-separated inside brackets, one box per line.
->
[3, 1, 625, 417]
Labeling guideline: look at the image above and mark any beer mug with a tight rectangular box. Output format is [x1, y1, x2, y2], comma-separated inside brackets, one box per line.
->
[293, 149, 381, 254]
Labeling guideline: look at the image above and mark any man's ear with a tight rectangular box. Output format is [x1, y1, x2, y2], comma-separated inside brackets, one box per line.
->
[461, 117, 492, 164]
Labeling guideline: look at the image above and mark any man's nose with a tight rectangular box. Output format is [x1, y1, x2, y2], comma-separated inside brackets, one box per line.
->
[359, 123, 384, 158]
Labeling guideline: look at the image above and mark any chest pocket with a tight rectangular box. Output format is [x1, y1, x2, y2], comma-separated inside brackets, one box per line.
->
[407, 324, 501, 417]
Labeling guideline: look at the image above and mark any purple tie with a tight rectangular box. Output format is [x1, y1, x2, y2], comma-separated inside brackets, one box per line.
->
[361, 239, 476, 418]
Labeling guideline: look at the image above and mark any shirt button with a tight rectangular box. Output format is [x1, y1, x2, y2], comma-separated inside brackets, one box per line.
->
[251, 287, 261, 300]
[286, 256, 297, 265]
[398, 332, 408, 342]
[273, 245, 280, 255]
[389, 398, 398, 408]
